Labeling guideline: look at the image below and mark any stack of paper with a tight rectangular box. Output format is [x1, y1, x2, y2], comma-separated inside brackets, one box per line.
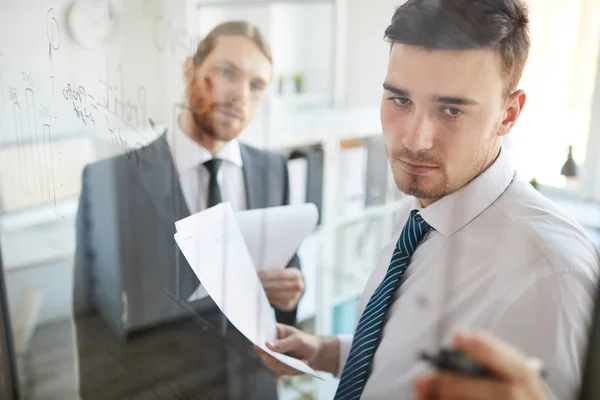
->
[174, 202, 319, 377]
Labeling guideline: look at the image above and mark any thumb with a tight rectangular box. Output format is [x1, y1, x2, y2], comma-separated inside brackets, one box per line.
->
[267, 334, 301, 354]
[276, 323, 296, 339]
[453, 331, 527, 381]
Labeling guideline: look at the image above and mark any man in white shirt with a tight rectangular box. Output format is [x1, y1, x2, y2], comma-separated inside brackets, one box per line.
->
[257, 1, 600, 399]
[172, 21, 305, 316]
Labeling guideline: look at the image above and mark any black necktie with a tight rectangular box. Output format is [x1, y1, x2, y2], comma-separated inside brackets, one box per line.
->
[203, 158, 223, 208]
[202, 158, 228, 335]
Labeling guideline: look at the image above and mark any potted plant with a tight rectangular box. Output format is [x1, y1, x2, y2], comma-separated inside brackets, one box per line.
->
[293, 73, 304, 94]
[529, 177, 538, 190]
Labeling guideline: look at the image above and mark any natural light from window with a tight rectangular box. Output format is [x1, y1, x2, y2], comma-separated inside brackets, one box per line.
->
[507, 0, 600, 190]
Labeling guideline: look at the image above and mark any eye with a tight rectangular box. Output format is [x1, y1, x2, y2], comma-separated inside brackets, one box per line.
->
[250, 81, 264, 92]
[389, 96, 412, 107]
[441, 107, 463, 118]
[219, 68, 236, 79]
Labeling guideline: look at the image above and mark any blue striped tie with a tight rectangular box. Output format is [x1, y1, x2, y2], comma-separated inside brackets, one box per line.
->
[334, 210, 433, 400]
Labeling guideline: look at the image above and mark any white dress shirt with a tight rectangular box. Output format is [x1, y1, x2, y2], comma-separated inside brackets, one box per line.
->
[337, 148, 600, 400]
[167, 125, 247, 301]
[166, 124, 247, 214]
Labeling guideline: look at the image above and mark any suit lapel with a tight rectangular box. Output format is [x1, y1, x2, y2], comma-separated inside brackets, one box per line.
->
[135, 133, 198, 299]
[136, 133, 190, 223]
[240, 143, 265, 210]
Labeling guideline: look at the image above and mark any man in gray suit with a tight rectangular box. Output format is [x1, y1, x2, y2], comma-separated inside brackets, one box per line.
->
[73, 21, 304, 400]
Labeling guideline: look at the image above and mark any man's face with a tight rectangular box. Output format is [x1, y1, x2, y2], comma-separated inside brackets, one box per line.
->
[381, 44, 519, 204]
[186, 35, 272, 142]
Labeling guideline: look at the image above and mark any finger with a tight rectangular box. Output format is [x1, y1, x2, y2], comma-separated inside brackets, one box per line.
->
[265, 290, 301, 302]
[258, 269, 302, 282]
[268, 299, 299, 311]
[256, 347, 290, 374]
[276, 323, 296, 339]
[413, 375, 435, 400]
[261, 279, 304, 292]
[267, 292, 300, 308]
[261, 353, 302, 376]
[257, 342, 305, 376]
[419, 373, 512, 400]
[453, 331, 529, 381]
[266, 334, 302, 355]
[257, 271, 269, 280]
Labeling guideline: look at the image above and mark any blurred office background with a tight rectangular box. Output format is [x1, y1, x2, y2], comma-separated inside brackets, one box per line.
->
[0, 0, 599, 399]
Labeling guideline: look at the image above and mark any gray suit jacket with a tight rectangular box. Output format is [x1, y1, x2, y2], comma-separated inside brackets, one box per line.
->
[72, 134, 301, 399]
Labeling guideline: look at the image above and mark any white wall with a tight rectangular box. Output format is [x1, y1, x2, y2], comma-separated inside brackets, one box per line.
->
[0, 0, 171, 143]
[195, 1, 334, 96]
[0, 0, 194, 327]
[344, 0, 402, 107]
[270, 2, 334, 95]
[0, 0, 194, 213]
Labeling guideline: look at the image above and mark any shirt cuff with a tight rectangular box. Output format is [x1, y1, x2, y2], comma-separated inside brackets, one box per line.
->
[336, 334, 353, 377]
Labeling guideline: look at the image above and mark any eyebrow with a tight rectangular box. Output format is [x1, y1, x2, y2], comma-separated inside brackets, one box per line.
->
[382, 82, 479, 106]
[383, 82, 410, 97]
[434, 95, 479, 106]
[222, 60, 242, 73]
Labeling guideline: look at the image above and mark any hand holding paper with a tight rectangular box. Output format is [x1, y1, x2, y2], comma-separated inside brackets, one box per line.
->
[178, 203, 318, 302]
[174, 202, 319, 377]
[256, 323, 322, 376]
[257, 323, 342, 378]
[258, 268, 305, 311]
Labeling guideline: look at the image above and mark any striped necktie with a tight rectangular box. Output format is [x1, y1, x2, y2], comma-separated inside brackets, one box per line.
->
[334, 210, 433, 400]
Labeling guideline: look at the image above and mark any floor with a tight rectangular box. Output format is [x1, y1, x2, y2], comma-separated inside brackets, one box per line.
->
[24, 319, 79, 400]
[12, 319, 320, 400]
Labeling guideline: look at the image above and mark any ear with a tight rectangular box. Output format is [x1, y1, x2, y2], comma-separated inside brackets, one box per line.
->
[497, 89, 526, 137]
[182, 56, 196, 87]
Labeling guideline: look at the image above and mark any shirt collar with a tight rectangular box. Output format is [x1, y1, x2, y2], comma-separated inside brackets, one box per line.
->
[167, 122, 243, 174]
[416, 147, 515, 237]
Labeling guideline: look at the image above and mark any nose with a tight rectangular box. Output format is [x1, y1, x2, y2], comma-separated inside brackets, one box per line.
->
[229, 79, 251, 106]
[402, 109, 434, 152]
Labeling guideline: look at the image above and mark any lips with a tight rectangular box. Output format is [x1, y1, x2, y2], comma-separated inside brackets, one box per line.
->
[214, 106, 243, 121]
[398, 159, 440, 175]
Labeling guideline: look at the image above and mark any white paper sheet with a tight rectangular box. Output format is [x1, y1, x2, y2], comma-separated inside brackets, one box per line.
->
[174, 203, 319, 377]
[186, 285, 209, 302]
[177, 203, 318, 272]
[234, 203, 318, 271]
[180, 203, 319, 301]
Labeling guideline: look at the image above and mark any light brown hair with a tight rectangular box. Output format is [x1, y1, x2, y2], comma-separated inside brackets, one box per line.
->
[192, 20, 273, 66]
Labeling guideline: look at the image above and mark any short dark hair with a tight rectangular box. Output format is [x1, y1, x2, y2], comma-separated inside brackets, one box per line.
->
[193, 20, 273, 66]
[384, 0, 530, 95]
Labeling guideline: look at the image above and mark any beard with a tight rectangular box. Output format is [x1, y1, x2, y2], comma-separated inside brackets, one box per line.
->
[187, 83, 246, 143]
[390, 146, 491, 201]
[390, 148, 450, 200]
[394, 171, 450, 200]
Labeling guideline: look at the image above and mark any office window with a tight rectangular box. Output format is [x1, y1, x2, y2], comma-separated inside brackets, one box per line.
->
[506, 0, 600, 190]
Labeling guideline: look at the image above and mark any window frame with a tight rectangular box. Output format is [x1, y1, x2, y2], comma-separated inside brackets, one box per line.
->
[535, 42, 600, 202]
[581, 45, 600, 201]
